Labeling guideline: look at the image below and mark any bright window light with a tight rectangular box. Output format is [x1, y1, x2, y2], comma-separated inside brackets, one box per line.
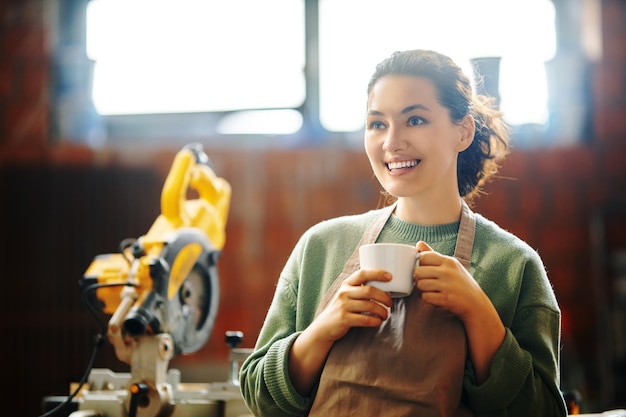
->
[318, 0, 556, 131]
[87, 0, 555, 135]
[217, 109, 303, 135]
[87, 0, 305, 115]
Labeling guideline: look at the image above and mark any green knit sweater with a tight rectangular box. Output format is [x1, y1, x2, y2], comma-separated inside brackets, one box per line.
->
[239, 208, 568, 417]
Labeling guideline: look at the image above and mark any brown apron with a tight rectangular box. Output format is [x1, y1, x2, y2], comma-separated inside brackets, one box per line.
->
[308, 201, 476, 417]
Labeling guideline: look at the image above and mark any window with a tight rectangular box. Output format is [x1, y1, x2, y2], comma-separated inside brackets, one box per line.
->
[87, 0, 305, 137]
[85, 0, 556, 143]
[318, 0, 556, 132]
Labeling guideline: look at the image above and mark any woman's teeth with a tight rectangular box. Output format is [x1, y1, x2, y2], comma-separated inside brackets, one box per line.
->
[387, 160, 419, 170]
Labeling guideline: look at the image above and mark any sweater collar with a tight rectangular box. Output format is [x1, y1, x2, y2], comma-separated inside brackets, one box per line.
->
[383, 213, 460, 243]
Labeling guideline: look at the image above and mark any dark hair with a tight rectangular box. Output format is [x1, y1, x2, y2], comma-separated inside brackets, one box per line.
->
[367, 49, 510, 201]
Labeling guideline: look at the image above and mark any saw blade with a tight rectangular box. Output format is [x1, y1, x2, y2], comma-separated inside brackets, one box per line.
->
[179, 267, 208, 331]
[162, 228, 220, 355]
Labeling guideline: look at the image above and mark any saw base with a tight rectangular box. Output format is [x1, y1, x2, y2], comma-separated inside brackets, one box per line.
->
[56, 368, 252, 417]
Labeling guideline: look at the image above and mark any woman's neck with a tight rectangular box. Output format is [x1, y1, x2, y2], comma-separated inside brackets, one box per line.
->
[394, 194, 463, 225]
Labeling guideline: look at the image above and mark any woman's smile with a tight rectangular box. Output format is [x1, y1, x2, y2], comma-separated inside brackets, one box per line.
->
[385, 159, 420, 173]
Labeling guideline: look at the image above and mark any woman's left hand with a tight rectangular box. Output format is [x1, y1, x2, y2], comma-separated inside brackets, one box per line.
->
[413, 241, 486, 323]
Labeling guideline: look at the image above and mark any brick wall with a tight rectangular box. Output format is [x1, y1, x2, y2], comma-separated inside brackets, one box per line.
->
[0, 0, 49, 149]
[1, 0, 625, 415]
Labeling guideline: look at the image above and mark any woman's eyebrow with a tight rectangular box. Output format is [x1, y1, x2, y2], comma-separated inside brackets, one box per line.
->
[401, 104, 431, 114]
[367, 103, 431, 116]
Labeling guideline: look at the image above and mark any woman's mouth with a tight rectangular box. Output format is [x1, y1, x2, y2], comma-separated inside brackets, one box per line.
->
[386, 159, 420, 172]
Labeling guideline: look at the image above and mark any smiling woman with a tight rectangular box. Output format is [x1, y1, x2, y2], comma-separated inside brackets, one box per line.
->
[238, 49, 567, 417]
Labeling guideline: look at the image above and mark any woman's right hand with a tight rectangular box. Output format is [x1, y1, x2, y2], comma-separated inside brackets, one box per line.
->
[312, 269, 394, 342]
[289, 269, 393, 395]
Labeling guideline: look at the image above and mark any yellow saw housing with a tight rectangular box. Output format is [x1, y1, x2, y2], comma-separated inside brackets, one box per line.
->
[82, 143, 231, 357]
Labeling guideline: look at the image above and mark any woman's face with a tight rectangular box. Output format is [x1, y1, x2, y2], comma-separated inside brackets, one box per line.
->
[364, 75, 472, 201]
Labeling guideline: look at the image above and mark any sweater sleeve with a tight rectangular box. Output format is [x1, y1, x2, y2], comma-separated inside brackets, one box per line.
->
[463, 249, 568, 417]
[239, 243, 315, 416]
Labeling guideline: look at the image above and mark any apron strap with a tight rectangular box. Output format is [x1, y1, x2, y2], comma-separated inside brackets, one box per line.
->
[454, 200, 476, 271]
[341, 202, 397, 275]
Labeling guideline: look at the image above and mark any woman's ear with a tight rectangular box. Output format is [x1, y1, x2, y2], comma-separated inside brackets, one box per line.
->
[456, 115, 475, 152]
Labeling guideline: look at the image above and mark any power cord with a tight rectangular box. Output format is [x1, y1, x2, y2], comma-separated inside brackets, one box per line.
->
[38, 280, 137, 417]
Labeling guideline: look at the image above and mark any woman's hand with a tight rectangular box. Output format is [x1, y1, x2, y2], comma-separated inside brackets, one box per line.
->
[314, 269, 394, 342]
[288, 269, 393, 395]
[414, 241, 505, 384]
[413, 241, 485, 322]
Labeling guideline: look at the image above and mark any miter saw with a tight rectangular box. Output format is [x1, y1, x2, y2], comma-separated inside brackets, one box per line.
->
[43, 144, 253, 417]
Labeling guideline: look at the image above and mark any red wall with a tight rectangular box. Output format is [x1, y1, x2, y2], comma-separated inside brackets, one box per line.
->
[1, 0, 625, 415]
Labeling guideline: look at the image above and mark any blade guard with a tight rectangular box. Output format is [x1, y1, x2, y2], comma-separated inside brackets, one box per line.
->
[123, 228, 220, 356]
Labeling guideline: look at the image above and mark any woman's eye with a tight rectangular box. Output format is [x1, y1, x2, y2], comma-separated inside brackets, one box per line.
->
[369, 121, 386, 130]
[408, 116, 425, 126]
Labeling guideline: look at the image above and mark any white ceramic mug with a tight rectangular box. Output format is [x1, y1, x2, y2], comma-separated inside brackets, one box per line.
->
[358, 243, 420, 298]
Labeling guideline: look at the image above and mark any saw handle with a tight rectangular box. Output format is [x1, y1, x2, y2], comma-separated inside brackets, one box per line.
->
[159, 143, 230, 250]
[160, 143, 206, 224]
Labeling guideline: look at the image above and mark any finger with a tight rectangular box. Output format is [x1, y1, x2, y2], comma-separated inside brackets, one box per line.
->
[420, 290, 442, 307]
[414, 241, 443, 268]
[415, 276, 441, 292]
[414, 250, 448, 269]
[414, 264, 443, 279]
[416, 240, 433, 253]
[335, 276, 393, 308]
[420, 290, 453, 309]
[346, 269, 391, 287]
[350, 299, 391, 321]
[355, 284, 393, 308]
[352, 311, 387, 327]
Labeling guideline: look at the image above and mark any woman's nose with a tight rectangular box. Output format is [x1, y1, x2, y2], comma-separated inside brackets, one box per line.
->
[382, 127, 408, 152]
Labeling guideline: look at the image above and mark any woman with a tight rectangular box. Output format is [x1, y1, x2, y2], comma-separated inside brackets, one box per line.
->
[239, 49, 567, 417]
